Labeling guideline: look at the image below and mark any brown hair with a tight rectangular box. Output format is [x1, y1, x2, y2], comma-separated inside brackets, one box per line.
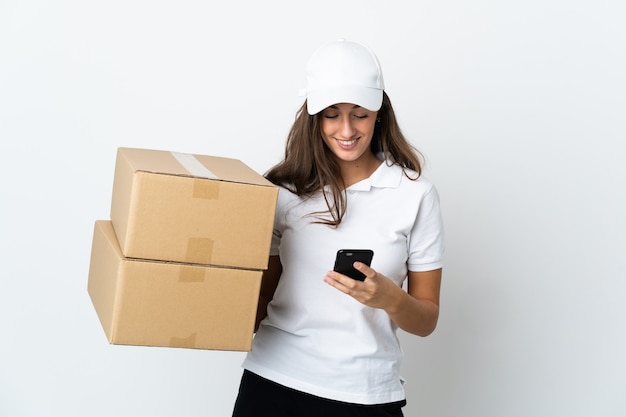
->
[265, 92, 423, 226]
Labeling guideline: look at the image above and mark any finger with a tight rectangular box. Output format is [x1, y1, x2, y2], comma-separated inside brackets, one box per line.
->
[353, 262, 375, 280]
[324, 271, 357, 292]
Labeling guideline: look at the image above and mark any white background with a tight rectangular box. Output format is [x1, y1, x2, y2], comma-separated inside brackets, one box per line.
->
[1, 1, 625, 416]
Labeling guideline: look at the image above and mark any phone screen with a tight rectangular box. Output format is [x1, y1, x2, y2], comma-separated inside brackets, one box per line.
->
[333, 249, 374, 281]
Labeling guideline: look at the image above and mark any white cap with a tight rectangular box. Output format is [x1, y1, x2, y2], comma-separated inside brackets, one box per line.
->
[303, 39, 385, 115]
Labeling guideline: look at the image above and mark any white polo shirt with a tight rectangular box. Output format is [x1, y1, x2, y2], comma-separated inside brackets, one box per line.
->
[242, 158, 444, 405]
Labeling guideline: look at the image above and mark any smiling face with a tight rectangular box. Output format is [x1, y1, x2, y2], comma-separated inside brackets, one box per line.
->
[319, 103, 378, 165]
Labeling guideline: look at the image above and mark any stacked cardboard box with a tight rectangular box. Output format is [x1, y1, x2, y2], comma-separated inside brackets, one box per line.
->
[88, 147, 278, 351]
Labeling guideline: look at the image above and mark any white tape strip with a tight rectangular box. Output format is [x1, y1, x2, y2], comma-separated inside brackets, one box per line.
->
[171, 152, 218, 179]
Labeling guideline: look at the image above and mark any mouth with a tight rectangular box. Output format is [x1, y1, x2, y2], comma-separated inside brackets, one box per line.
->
[336, 138, 359, 149]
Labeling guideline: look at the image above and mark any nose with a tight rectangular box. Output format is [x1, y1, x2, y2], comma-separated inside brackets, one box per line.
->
[339, 117, 356, 139]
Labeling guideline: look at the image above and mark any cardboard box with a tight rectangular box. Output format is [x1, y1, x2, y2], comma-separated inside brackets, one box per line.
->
[110, 147, 278, 268]
[88, 220, 262, 351]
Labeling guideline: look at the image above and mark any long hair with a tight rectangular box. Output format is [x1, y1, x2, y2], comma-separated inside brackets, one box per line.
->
[265, 92, 423, 226]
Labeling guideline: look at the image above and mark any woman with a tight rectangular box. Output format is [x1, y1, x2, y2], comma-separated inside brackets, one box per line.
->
[232, 38, 444, 417]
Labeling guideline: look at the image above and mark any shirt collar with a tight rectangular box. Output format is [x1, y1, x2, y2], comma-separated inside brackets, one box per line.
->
[347, 157, 404, 192]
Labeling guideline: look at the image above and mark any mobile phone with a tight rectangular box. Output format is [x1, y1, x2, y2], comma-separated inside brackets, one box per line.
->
[333, 249, 374, 281]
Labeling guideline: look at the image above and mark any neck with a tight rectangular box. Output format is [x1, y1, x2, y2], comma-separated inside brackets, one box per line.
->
[338, 152, 381, 187]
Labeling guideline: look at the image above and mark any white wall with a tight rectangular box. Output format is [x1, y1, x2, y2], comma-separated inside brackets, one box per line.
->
[1, 1, 624, 416]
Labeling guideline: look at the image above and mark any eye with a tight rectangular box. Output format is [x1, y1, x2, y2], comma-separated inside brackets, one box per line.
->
[353, 114, 369, 119]
[323, 113, 339, 119]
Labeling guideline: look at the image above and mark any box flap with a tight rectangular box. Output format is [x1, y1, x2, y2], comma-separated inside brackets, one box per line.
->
[117, 147, 275, 187]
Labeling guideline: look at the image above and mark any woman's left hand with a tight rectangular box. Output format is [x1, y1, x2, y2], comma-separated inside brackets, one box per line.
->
[324, 262, 442, 336]
[323, 262, 402, 311]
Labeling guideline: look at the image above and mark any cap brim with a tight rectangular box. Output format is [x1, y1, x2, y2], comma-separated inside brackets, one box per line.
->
[306, 86, 383, 115]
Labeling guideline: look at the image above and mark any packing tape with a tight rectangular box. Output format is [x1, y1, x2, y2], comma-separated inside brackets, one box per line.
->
[179, 265, 206, 283]
[192, 178, 219, 200]
[187, 237, 214, 263]
[170, 333, 197, 348]
[171, 151, 218, 180]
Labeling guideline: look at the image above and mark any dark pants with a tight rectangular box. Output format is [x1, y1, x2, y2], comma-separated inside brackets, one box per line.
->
[232, 370, 406, 417]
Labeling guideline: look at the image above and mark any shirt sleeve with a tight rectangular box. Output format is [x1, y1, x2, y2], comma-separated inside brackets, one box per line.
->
[270, 228, 281, 256]
[407, 183, 445, 272]
[269, 187, 286, 257]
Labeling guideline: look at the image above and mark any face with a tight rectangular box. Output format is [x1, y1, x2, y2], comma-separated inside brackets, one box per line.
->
[319, 103, 378, 164]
